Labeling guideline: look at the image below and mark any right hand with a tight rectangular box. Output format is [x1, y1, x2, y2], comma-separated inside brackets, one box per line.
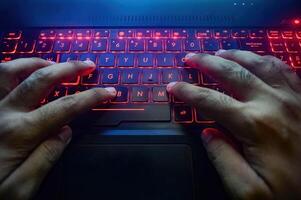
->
[167, 50, 301, 199]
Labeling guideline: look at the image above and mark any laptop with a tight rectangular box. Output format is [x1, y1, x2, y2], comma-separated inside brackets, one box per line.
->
[0, 0, 301, 199]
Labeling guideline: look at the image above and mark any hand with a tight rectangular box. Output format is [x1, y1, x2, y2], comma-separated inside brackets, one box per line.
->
[0, 58, 116, 199]
[167, 50, 301, 199]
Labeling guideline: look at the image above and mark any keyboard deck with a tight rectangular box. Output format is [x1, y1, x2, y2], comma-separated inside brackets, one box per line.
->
[1, 28, 301, 126]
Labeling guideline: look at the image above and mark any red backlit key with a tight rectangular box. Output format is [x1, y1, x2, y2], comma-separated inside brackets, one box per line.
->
[0, 54, 17, 62]
[91, 39, 107, 52]
[56, 30, 73, 38]
[154, 29, 170, 38]
[232, 29, 248, 38]
[147, 39, 163, 51]
[135, 29, 152, 38]
[268, 30, 281, 39]
[111, 86, 128, 103]
[142, 69, 159, 84]
[282, 31, 295, 39]
[196, 29, 211, 38]
[67, 86, 88, 95]
[48, 87, 67, 102]
[118, 29, 134, 38]
[53, 40, 71, 52]
[297, 31, 301, 39]
[214, 29, 230, 38]
[131, 87, 149, 102]
[181, 68, 199, 84]
[240, 39, 268, 52]
[173, 105, 193, 123]
[74, 30, 92, 38]
[3, 31, 22, 39]
[166, 39, 182, 52]
[17, 39, 36, 53]
[121, 69, 139, 84]
[0, 40, 17, 53]
[172, 29, 188, 38]
[162, 69, 180, 84]
[94, 29, 110, 38]
[249, 29, 266, 38]
[285, 41, 301, 53]
[270, 40, 285, 53]
[128, 39, 145, 51]
[290, 55, 301, 68]
[35, 40, 54, 53]
[273, 53, 290, 65]
[40, 30, 56, 39]
[152, 87, 169, 102]
[71, 39, 89, 52]
[82, 68, 100, 85]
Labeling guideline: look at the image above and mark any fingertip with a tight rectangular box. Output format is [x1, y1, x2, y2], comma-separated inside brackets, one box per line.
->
[201, 128, 223, 146]
[58, 126, 72, 144]
[83, 59, 96, 67]
[166, 82, 178, 93]
[104, 87, 117, 97]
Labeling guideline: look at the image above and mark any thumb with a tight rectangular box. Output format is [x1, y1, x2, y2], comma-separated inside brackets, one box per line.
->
[201, 128, 272, 200]
[0, 126, 72, 200]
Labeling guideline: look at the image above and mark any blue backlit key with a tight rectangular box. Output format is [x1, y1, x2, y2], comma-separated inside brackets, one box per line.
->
[162, 69, 180, 83]
[121, 69, 139, 84]
[184, 39, 201, 51]
[112, 86, 129, 103]
[117, 53, 134, 67]
[166, 39, 182, 51]
[181, 68, 199, 84]
[131, 87, 149, 102]
[156, 54, 174, 67]
[102, 69, 119, 84]
[203, 39, 219, 52]
[147, 39, 163, 51]
[79, 53, 96, 63]
[137, 53, 154, 67]
[175, 53, 187, 67]
[221, 39, 239, 50]
[129, 39, 144, 51]
[110, 39, 126, 51]
[53, 40, 71, 52]
[91, 39, 107, 52]
[59, 53, 78, 62]
[71, 39, 89, 52]
[98, 53, 115, 67]
[142, 69, 159, 84]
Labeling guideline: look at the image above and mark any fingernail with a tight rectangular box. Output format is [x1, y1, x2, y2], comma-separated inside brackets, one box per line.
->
[58, 126, 72, 144]
[166, 82, 178, 92]
[201, 128, 221, 146]
[83, 60, 96, 66]
[185, 53, 197, 60]
[105, 87, 117, 96]
[215, 49, 227, 56]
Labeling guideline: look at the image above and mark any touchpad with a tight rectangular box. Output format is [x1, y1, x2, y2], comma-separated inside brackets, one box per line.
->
[62, 145, 194, 200]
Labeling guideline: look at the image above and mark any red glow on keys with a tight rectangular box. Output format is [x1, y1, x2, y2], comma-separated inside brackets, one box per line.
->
[293, 19, 300, 25]
[118, 31, 125, 37]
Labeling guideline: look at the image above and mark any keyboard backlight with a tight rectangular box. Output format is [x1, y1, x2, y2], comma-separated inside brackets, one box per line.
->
[294, 19, 300, 25]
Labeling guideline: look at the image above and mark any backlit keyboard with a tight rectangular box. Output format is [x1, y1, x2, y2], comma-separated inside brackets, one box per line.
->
[1, 28, 301, 126]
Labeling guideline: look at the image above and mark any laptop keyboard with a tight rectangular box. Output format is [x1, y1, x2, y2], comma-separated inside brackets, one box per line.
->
[0, 28, 301, 125]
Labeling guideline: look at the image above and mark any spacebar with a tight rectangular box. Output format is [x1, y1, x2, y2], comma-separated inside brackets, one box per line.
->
[91, 104, 171, 126]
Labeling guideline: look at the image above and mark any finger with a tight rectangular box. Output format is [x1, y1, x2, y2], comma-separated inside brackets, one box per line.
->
[215, 49, 301, 90]
[0, 126, 71, 200]
[0, 58, 52, 99]
[201, 128, 273, 199]
[186, 53, 269, 100]
[28, 87, 116, 140]
[4, 60, 96, 110]
[167, 82, 244, 129]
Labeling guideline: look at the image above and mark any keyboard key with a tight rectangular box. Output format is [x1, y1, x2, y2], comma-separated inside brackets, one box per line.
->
[220, 39, 240, 50]
[101, 69, 119, 84]
[110, 39, 126, 51]
[162, 69, 180, 84]
[35, 40, 54, 53]
[282, 31, 295, 39]
[74, 30, 92, 38]
[118, 29, 134, 38]
[137, 53, 154, 67]
[56, 30, 73, 38]
[67, 86, 88, 95]
[136, 29, 152, 38]
[268, 30, 281, 39]
[175, 53, 187, 67]
[79, 53, 97, 63]
[71, 39, 89, 52]
[290, 55, 301, 68]
[172, 29, 188, 38]
[202, 39, 219, 51]
[82, 68, 100, 85]
[240, 39, 268, 52]
[166, 39, 182, 51]
[121, 69, 139, 84]
[152, 87, 169, 102]
[112, 86, 129, 103]
[3, 31, 22, 39]
[147, 39, 163, 51]
[53, 40, 71, 52]
[142, 69, 159, 84]
[196, 29, 211, 38]
[232, 29, 248, 38]
[98, 53, 115, 67]
[154, 29, 170, 38]
[48, 87, 67, 101]
[117, 53, 134, 67]
[181, 68, 199, 84]
[156, 53, 174, 67]
[270, 40, 285, 53]
[59, 53, 78, 62]
[91, 39, 107, 52]
[128, 39, 145, 51]
[16, 39, 35, 53]
[131, 87, 149, 102]
[273, 53, 290, 65]
[40, 30, 56, 39]
[94, 29, 110, 38]
[0, 40, 17, 53]
[249, 29, 266, 38]
[173, 105, 193, 123]
[184, 39, 201, 51]
[296, 31, 301, 39]
[214, 29, 230, 38]
[285, 41, 301, 53]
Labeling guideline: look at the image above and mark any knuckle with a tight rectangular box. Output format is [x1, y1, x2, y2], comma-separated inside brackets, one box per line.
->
[31, 68, 51, 81]
[40, 141, 61, 164]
